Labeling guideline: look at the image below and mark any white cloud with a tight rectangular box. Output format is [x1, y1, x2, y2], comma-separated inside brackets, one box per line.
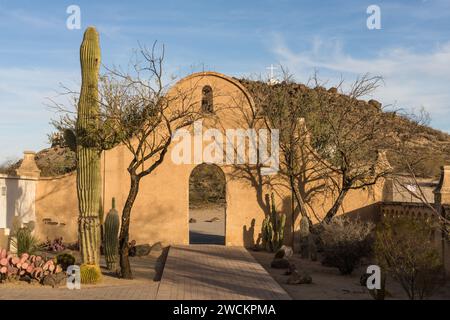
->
[0, 8, 60, 29]
[270, 34, 450, 131]
[0, 67, 79, 163]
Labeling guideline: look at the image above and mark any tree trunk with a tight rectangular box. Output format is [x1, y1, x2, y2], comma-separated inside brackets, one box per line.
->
[118, 173, 141, 279]
[289, 174, 316, 250]
[289, 175, 312, 225]
[323, 187, 350, 223]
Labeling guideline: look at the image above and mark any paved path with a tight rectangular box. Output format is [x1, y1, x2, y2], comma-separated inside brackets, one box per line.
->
[0, 256, 160, 300]
[0, 246, 291, 300]
[0, 282, 159, 300]
[156, 245, 291, 300]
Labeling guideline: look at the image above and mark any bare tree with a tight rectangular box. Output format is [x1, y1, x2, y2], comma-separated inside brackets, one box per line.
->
[304, 73, 394, 223]
[387, 110, 450, 245]
[51, 43, 202, 278]
[240, 72, 329, 248]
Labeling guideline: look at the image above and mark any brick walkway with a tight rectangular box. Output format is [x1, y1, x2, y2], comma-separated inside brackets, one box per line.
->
[0, 282, 159, 300]
[156, 245, 291, 300]
[0, 256, 160, 300]
[0, 246, 291, 300]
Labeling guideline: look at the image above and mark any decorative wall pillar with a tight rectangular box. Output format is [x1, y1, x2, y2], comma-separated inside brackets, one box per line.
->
[0, 177, 6, 229]
[12, 151, 40, 226]
[15, 151, 41, 178]
[434, 165, 450, 206]
[0, 177, 8, 249]
[433, 165, 450, 276]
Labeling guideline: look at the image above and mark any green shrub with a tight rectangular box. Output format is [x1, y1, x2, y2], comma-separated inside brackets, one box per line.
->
[320, 216, 374, 275]
[11, 226, 40, 255]
[56, 253, 76, 271]
[375, 215, 444, 300]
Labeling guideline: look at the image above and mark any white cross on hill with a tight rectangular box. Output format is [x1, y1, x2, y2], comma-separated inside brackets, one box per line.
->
[266, 64, 279, 85]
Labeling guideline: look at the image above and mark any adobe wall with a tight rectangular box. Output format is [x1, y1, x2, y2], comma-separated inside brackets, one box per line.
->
[35, 173, 78, 243]
[380, 201, 450, 274]
[33, 71, 384, 247]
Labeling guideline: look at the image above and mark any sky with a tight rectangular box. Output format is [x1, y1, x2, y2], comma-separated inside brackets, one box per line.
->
[0, 0, 449, 164]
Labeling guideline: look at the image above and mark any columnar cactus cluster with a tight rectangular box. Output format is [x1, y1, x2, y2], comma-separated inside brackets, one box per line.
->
[104, 198, 120, 271]
[76, 26, 102, 266]
[0, 248, 63, 282]
[262, 193, 286, 252]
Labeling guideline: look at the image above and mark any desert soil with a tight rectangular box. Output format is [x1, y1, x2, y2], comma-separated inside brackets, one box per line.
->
[251, 250, 450, 300]
[189, 203, 226, 245]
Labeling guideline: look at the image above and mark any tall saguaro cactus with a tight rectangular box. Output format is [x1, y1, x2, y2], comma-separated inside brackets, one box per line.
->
[76, 26, 102, 265]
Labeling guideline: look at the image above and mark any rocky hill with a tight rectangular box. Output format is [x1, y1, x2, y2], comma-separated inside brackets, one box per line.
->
[238, 78, 450, 178]
[0, 146, 76, 177]
[2, 79, 449, 179]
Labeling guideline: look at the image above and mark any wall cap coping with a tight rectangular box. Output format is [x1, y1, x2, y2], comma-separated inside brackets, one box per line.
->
[0, 173, 40, 181]
[381, 201, 437, 208]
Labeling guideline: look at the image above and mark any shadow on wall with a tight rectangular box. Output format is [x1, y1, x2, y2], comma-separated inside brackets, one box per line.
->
[190, 231, 225, 245]
[6, 179, 19, 228]
[342, 202, 383, 223]
[5, 178, 36, 228]
[243, 218, 257, 248]
[242, 195, 294, 249]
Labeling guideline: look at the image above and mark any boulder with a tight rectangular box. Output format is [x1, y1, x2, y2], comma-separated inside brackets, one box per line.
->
[287, 270, 312, 285]
[328, 87, 338, 94]
[360, 272, 370, 286]
[42, 272, 67, 288]
[284, 262, 297, 275]
[134, 244, 151, 257]
[270, 258, 290, 269]
[274, 245, 293, 259]
[368, 99, 382, 110]
[150, 242, 164, 252]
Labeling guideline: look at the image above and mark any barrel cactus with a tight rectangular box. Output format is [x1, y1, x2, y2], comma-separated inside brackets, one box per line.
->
[80, 264, 102, 284]
[104, 198, 120, 271]
[76, 26, 102, 265]
[261, 193, 286, 252]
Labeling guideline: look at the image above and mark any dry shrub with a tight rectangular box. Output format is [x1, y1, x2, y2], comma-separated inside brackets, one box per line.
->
[321, 216, 374, 274]
[375, 215, 444, 300]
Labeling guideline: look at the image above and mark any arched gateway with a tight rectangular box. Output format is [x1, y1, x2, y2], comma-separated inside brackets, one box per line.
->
[34, 71, 286, 247]
[30, 71, 383, 248]
[189, 163, 226, 245]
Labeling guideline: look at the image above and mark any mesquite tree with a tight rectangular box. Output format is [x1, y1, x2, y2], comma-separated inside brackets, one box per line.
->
[51, 41, 202, 278]
[251, 74, 322, 226]
[305, 74, 394, 223]
[245, 72, 395, 226]
[98, 44, 201, 278]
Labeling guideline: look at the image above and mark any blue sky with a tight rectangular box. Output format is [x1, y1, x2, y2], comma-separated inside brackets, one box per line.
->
[0, 0, 449, 163]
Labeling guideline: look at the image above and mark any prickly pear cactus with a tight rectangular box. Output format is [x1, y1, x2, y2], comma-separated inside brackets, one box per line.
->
[76, 26, 102, 266]
[104, 198, 120, 271]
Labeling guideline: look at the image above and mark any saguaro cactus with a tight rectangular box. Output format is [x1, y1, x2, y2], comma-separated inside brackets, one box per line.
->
[76, 26, 102, 265]
[104, 198, 120, 271]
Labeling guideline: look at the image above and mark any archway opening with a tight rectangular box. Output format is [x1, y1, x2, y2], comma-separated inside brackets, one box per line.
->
[189, 163, 226, 245]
